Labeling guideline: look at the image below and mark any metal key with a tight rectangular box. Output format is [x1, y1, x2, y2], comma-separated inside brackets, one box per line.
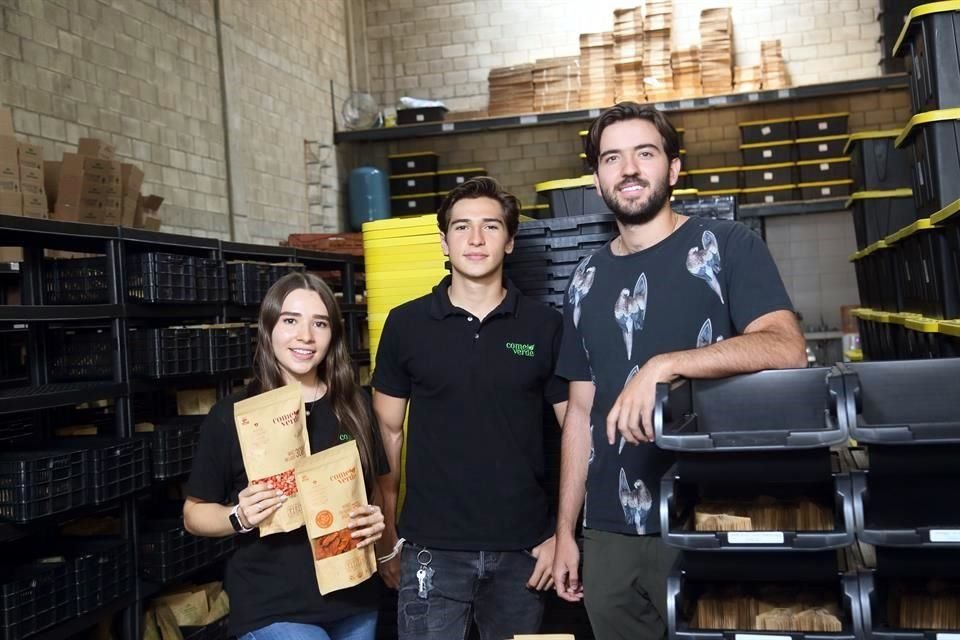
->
[416, 549, 434, 599]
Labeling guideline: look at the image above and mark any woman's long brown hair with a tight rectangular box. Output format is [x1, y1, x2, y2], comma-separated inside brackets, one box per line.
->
[252, 272, 376, 489]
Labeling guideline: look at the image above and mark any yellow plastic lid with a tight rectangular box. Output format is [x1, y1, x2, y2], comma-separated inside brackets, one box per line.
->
[850, 308, 871, 319]
[740, 140, 796, 149]
[387, 151, 439, 159]
[895, 107, 960, 148]
[535, 175, 594, 191]
[741, 184, 797, 193]
[793, 112, 850, 121]
[739, 117, 793, 126]
[799, 179, 854, 188]
[939, 319, 960, 337]
[930, 197, 960, 225]
[857, 240, 890, 260]
[697, 188, 742, 196]
[578, 130, 588, 136]
[904, 316, 941, 332]
[362, 214, 438, 232]
[389, 171, 438, 179]
[671, 188, 700, 197]
[521, 203, 549, 210]
[885, 218, 934, 245]
[796, 157, 851, 166]
[843, 130, 903, 155]
[688, 166, 742, 174]
[894, 1, 960, 56]
[389, 192, 441, 200]
[845, 188, 914, 208]
[742, 162, 796, 171]
[844, 349, 864, 362]
[795, 135, 849, 144]
[435, 167, 485, 175]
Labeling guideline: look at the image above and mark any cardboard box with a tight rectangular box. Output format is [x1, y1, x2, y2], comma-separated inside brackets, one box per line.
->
[141, 213, 161, 230]
[44, 160, 60, 210]
[0, 179, 19, 192]
[0, 189, 22, 215]
[77, 137, 116, 160]
[61, 153, 121, 179]
[0, 247, 23, 263]
[134, 194, 164, 228]
[122, 194, 138, 227]
[121, 163, 144, 196]
[0, 134, 18, 155]
[20, 164, 42, 185]
[22, 192, 47, 218]
[18, 143, 42, 169]
[20, 181, 44, 196]
[0, 108, 13, 136]
[58, 174, 120, 199]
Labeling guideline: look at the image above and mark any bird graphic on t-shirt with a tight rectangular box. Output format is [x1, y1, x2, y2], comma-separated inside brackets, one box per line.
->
[696, 318, 713, 348]
[614, 273, 647, 360]
[568, 257, 596, 328]
[618, 365, 641, 454]
[686, 230, 723, 303]
[619, 467, 653, 534]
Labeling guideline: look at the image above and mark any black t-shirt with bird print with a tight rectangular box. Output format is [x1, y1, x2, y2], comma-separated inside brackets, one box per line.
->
[556, 217, 793, 536]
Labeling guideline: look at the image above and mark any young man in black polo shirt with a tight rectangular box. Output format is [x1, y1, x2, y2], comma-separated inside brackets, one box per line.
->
[551, 103, 807, 640]
[372, 177, 568, 640]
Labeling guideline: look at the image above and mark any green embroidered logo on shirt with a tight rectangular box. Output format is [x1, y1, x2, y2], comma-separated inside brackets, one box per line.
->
[506, 342, 536, 358]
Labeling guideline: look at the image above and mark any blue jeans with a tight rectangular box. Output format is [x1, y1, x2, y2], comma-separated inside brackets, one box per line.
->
[239, 613, 378, 640]
[397, 543, 544, 640]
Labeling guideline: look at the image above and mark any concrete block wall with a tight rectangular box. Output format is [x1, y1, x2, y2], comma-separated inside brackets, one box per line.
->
[365, 0, 885, 113]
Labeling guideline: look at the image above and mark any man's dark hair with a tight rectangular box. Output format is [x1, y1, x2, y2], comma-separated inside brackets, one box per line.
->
[436, 176, 521, 238]
[583, 102, 681, 172]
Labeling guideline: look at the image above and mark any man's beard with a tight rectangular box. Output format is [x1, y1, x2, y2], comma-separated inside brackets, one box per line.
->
[598, 175, 671, 226]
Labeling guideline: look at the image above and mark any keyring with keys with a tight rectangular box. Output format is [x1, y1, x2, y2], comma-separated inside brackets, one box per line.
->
[416, 549, 434, 599]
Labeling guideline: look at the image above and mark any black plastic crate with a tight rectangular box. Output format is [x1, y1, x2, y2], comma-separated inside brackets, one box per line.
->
[895, 4, 960, 114]
[739, 117, 795, 144]
[515, 213, 616, 240]
[43, 257, 110, 304]
[535, 177, 612, 218]
[269, 262, 305, 286]
[795, 112, 850, 139]
[800, 180, 854, 200]
[130, 327, 204, 378]
[839, 359, 960, 444]
[512, 232, 614, 252]
[671, 195, 738, 220]
[139, 519, 235, 584]
[0, 558, 75, 640]
[796, 135, 848, 161]
[853, 470, 960, 547]
[396, 106, 446, 125]
[899, 111, 960, 220]
[740, 140, 796, 166]
[195, 258, 228, 303]
[896, 221, 960, 319]
[182, 617, 229, 640]
[846, 131, 913, 191]
[61, 438, 150, 504]
[689, 167, 741, 192]
[661, 463, 855, 551]
[505, 262, 580, 284]
[127, 253, 198, 303]
[798, 157, 851, 184]
[137, 417, 202, 480]
[0, 449, 88, 523]
[0, 414, 32, 448]
[742, 162, 796, 189]
[48, 326, 113, 381]
[227, 261, 272, 306]
[524, 291, 565, 310]
[653, 367, 848, 451]
[505, 247, 595, 269]
[200, 324, 251, 373]
[66, 538, 133, 616]
[388, 152, 438, 175]
[389, 172, 437, 197]
[390, 193, 439, 216]
[668, 553, 862, 640]
[0, 329, 28, 388]
[932, 199, 960, 312]
[436, 168, 486, 192]
[741, 184, 798, 204]
[848, 190, 916, 250]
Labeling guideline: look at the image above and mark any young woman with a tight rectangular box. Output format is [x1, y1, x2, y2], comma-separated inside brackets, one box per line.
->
[184, 272, 387, 640]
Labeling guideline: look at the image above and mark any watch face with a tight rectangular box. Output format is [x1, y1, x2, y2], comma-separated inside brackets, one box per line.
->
[229, 511, 243, 532]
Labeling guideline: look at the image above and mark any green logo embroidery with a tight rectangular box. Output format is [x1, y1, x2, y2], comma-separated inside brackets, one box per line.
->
[339, 433, 351, 442]
[506, 342, 536, 358]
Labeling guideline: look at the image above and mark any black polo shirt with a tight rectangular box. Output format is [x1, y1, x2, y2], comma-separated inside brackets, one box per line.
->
[372, 276, 567, 551]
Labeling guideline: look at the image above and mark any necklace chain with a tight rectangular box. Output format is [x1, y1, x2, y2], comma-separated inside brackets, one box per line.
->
[617, 212, 681, 256]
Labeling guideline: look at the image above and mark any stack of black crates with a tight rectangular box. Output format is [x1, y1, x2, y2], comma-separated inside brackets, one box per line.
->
[387, 151, 486, 216]
[848, 2, 960, 361]
[654, 368, 862, 639]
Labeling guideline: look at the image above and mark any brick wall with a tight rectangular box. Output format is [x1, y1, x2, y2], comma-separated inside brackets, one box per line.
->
[365, 0, 885, 113]
[1, 0, 348, 242]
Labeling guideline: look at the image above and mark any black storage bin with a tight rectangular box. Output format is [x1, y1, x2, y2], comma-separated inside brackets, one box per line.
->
[931, 198, 960, 308]
[898, 110, 960, 219]
[797, 135, 849, 161]
[896, 220, 960, 319]
[794, 112, 850, 139]
[505, 247, 595, 269]
[661, 463, 855, 551]
[436, 167, 486, 192]
[741, 184, 799, 204]
[740, 140, 796, 166]
[653, 367, 848, 451]
[515, 213, 616, 240]
[940, 319, 960, 357]
[839, 359, 960, 444]
[66, 538, 133, 616]
[137, 417, 202, 480]
[535, 177, 612, 218]
[506, 262, 580, 285]
[668, 552, 862, 640]
[848, 190, 917, 250]
[127, 253, 197, 303]
[845, 131, 914, 191]
[0, 558, 75, 640]
[739, 117, 795, 144]
[689, 167, 741, 192]
[0, 449, 88, 523]
[512, 232, 614, 253]
[524, 292, 565, 309]
[387, 152, 439, 175]
[227, 261, 272, 306]
[269, 262, 305, 285]
[853, 470, 960, 547]
[43, 257, 110, 304]
[894, 3, 960, 113]
[742, 162, 797, 189]
[389, 172, 437, 197]
[65, 438, 149, 504]
[199, 324, 251, 373]
[798, 157, 851, 184]
[130, 327, 204, 378]
[194, 258, 228, 303]
[854, 309, 899, 361]
[801, 180, 854, 201]
[48, 325, 113, 381]
[139, 519, 235, 584]
[671, 195, 738, 220]
[390, 192, 440, 216]
[396, 106, 446, 125]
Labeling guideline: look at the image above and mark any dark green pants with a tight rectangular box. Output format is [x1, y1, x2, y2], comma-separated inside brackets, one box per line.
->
[583, 529, 679, 640]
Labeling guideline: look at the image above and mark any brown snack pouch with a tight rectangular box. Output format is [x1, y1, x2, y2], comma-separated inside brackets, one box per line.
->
[234, 384, 309, 536]
[295, 440, 377, 595]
